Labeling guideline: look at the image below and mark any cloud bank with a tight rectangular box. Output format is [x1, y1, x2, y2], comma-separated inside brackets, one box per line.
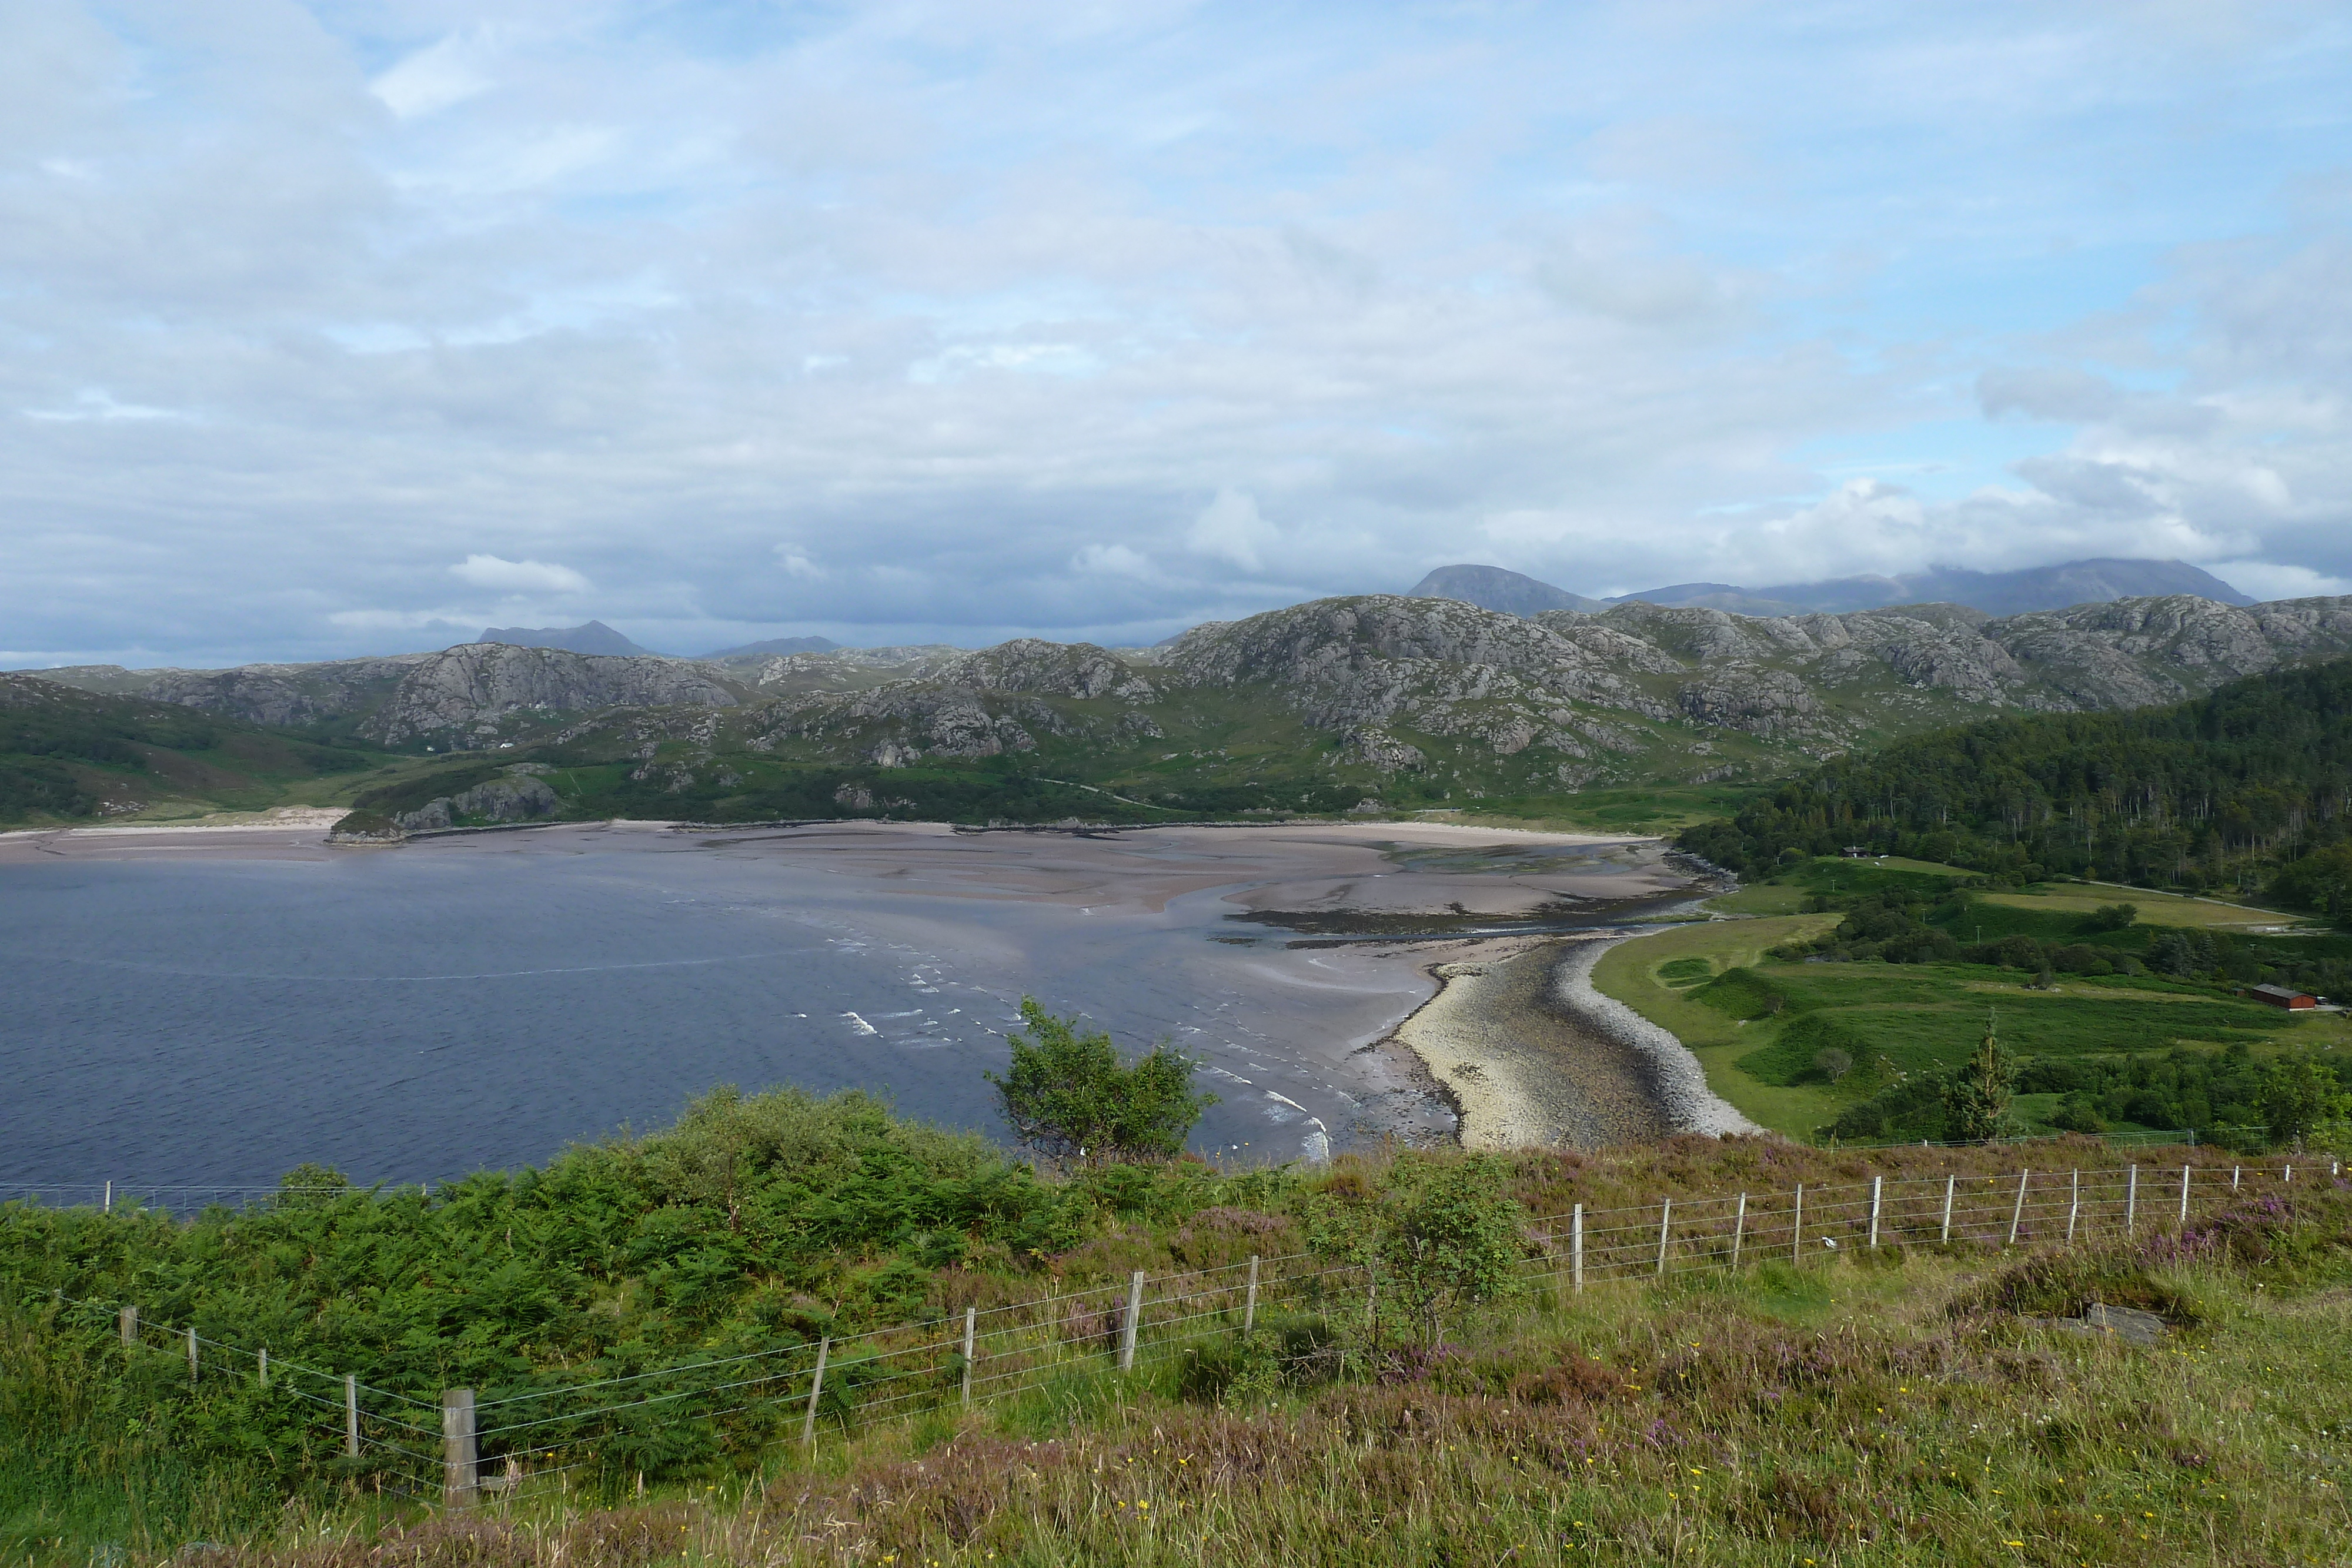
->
[2, 1, 2348, 664]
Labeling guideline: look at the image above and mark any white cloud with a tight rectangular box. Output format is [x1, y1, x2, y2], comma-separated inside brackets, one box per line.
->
[1073, 543, 1155, 579]
[327, 609, 480, 634]
[370, 32, 497, 121]
[2203, 561, 2352, 603]
[449, 555, 591, 594]
[23, 389, 184, 422]
[1187, 490, 1277, 571]
[776, 546, 827, 579]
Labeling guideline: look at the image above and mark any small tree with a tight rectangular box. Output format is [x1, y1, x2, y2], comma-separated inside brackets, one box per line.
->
[1378, 1159, 1525, 1347]
[1301, 1156, 1524, 1349]
[1942, 1024, 2016, 1142]
[985, 998, 1215, 1165]
[1813, 1047, 1854, 1083]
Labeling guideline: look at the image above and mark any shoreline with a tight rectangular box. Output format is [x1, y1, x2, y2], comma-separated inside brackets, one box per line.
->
[1387, 932, 1761, 1151]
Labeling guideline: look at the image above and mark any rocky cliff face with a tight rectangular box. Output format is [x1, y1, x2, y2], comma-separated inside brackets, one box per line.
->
[356, 644, 741, 746]
[143, 657, 431, 730]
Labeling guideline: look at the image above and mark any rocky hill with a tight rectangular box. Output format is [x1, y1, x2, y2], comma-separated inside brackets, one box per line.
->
[28, 644, 745, 751]
[446, 590, 2352, 828]
[354, 643, 740, 747]
[20, 591, 2352, 828]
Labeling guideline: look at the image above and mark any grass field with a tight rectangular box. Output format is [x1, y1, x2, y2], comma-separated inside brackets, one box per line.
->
[1591, 914, 1843, 1132]
[44, 1175, 2351, 1568]
[1592, 895, 2352, 1138]
[1971, 882, 2318, 931]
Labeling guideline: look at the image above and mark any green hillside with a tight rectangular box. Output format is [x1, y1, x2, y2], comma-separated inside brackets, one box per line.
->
[0, 674, 389, 824]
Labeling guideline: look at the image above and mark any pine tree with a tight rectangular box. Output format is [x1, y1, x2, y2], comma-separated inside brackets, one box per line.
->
[1942, 1018, 2016, 1142]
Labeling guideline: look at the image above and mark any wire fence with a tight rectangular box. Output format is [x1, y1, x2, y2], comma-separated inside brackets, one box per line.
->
[15, 1151, 2341, 1512]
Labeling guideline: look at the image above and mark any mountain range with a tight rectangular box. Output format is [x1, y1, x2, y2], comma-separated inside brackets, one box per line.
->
[16, 585, 2352, 830]
[1407, 557, 2254, 618]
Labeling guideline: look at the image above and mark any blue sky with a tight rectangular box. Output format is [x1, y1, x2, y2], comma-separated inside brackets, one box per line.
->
[4, 0, 2350, 663]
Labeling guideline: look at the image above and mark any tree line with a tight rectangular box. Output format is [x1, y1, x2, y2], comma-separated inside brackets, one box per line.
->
[1677, 656, 2352, 910]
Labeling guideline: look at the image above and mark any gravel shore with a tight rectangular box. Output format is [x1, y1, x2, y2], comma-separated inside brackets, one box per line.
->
[1391, 934, 1760, 1150]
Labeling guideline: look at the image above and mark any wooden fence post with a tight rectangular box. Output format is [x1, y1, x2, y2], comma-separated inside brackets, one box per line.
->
[259, 1345, 269, 1389]
[2178, 1165, 2191, 1228]
[1571, 1204, 1584, 1294]
[119, 1305, 138, 1345]
[103, 1181, 111, 1215]
[1867, 1176, 1882, 1249]
[1731, 1193, 1746, 1269]
[345, 1374, 359, 1458]
[2066, 1170, 2080, 1244]
[802, 1338, 829, 1450]
[2231, 1165, 2240, 1191]
[1120, 1272, 1144, 1372]
[1655, 1199, 1672, 1278]
[2126, 1165, 2138, 1235]
[186, 1326, 198, 1386]
[1940, 1174, 1955, 1245]
[441, 1388, 477, 1507]
[961, 1306, 977, 1409]
[2007, 1170, 2030, 1246]
[1792, 1183, 1804, 1261]
[1243, 1255, 1260, 1334]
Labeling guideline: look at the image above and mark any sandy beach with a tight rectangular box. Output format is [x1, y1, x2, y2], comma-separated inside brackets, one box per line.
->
[1390, 932, 1758, 1151]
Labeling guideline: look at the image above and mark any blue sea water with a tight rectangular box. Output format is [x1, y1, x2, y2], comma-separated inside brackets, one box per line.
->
[0, 830, 1496, 1191]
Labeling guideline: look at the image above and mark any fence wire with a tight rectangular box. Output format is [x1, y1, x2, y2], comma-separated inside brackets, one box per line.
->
[14, 1153, 2337, 1506]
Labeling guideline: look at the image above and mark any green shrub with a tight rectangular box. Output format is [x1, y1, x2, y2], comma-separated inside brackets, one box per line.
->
[985, 999, 1217, 1166]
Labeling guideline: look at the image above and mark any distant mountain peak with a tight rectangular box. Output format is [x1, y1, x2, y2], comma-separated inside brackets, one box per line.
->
[1405, 564, 1606, 615]
[700, 634, 842, 660]
[476, 620, 657, 658]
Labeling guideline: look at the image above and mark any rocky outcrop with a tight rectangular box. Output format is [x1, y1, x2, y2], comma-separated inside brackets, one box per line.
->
[1161, 597, 1671, 753]
[393, 771, 559, 831]
[739, 640, 1164, 765]
[727, 645, 965, 695]
[933, 639, 1158, 701]
[357, 644, 741, 746]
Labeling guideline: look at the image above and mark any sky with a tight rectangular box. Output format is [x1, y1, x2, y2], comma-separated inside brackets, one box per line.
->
[4, 1, 2351, 666]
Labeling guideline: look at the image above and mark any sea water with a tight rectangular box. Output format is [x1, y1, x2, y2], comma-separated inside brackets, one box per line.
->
[0, 841, 1422, 1188]
[0, 829, 1686, 1191]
